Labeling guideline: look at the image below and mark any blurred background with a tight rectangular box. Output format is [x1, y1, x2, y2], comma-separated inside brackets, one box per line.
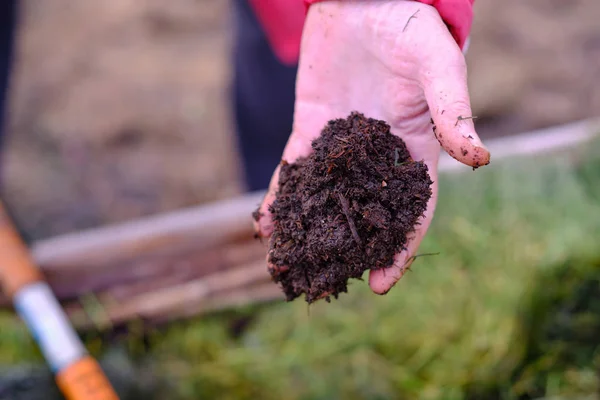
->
[0, 1, 599, 399]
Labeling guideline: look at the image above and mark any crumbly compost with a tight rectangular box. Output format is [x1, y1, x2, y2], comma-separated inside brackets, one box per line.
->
[257, 112, 433, 303]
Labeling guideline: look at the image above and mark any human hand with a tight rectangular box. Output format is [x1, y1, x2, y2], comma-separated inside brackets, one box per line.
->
[254, 1, 490, 295]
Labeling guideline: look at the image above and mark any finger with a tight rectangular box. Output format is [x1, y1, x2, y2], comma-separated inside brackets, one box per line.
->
[253, 164, 281, 238]
[368, 138, 439, 294]
[369, 251, 411, 295]
[369, 183, 438, 294]
[419, 47, 491, 169]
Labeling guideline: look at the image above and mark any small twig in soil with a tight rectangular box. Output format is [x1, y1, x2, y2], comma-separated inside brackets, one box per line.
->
[403, 9, 420, 32]
[404, 252, 441, 271]
[455, 115, 478, 127]
[337, 192, 362, 246]
[304, 268, 312, 289]
[395, 148, 410, 167]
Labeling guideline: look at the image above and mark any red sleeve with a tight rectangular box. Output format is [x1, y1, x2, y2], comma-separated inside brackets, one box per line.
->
[247, 0, 307, 66]
[249, 0, 474, 65]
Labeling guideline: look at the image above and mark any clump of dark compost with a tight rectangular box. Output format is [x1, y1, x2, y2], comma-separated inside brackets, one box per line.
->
[259, 112, 433, 303]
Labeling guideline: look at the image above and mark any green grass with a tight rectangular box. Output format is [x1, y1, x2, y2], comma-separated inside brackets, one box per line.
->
[2, 138, 600, 400]
[0, 311, 42, 365]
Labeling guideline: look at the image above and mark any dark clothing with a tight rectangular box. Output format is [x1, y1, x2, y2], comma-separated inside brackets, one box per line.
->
[231, 0, 297, 191]
[0, 0, 18, 153]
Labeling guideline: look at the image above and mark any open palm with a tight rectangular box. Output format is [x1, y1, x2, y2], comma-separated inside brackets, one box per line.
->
[254, 1, 490, 295]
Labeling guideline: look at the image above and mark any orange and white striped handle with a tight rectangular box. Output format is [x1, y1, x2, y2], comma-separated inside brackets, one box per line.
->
[0, 202, 119, 400]
[56, 356, 119, 400]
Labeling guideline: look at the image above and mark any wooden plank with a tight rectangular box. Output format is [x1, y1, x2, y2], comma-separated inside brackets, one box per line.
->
[62, 264, 279, 330]
[30, 191, 266, 273]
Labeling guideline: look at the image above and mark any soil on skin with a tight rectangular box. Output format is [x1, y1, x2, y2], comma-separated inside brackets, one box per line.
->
[258, 112, 433, 303]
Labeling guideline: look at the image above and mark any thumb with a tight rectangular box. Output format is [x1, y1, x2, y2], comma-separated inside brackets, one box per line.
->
[420, 50, 490, 169]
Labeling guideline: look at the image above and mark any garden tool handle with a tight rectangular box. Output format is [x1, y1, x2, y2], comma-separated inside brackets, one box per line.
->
[0, 201, 120, 400]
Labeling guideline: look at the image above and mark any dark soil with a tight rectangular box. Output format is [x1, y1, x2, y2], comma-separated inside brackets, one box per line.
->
[260, 112, 433, 303]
